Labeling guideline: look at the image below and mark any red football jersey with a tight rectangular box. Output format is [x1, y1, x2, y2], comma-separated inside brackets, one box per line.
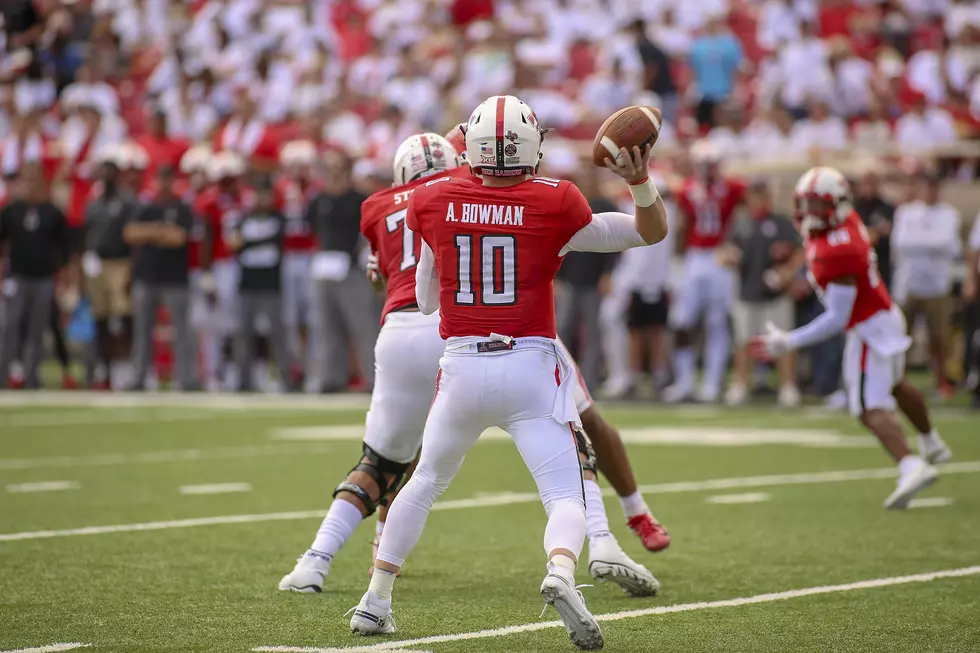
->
[361, 177, 431, 323]
[194, 186, 251, 262]
[806, 212, 892, 329]
[274, 177, 320, 253]
[407, 175, 592, 339]
[677, 177, 747, 249]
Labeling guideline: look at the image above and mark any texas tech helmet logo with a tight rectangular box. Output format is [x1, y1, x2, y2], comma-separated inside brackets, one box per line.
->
[505, 130, 519, 143]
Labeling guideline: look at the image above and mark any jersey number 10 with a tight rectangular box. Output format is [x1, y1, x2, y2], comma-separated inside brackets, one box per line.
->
[454, 234, 517, 306]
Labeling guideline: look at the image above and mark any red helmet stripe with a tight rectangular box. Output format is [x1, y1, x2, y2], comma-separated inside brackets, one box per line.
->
[494, 95, 506, 165]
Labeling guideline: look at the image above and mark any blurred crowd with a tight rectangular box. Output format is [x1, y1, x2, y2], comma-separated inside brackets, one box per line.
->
[1, 0, 979, 401]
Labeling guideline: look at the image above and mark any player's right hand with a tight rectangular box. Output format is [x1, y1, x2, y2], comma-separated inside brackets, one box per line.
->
[603, 145, 653, 185]
[366, 252, 380, 283]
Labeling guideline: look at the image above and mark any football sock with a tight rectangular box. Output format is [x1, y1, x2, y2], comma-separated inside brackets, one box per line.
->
[549, 553, 577, 574]
[368, 568, 396, 601]
[673, 347, 695, 389]
[703, 310, 731, 392]
[584, 480, 612, 542]
[543, 498, 586, 562]
[311, 499, 363, 558]
[619, 491, 650, 519]
[922, 428, 941, 440]
[898, 454, 924, 476]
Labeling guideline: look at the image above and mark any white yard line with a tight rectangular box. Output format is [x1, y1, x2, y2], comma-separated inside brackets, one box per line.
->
[908, 497, 954, 509]
[178, 483, 252, 495]
[6, 481, 80, 494]
[0, 391, 370, 411]
[253, 565, 980, 653]
[0, 644, 92, 653]
[2, 461, 977, 543]
[706, 492, 770, 504]
[0, 443, 335, 471]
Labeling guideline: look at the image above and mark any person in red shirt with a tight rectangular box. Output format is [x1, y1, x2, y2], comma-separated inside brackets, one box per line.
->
[137, 109, 189, 192]
[349, 96, 668, 650]
[214, 89, 279, 172]
[750, 166, 951, 510]
[193, 151, 249, 390]
[664, 139, 747, 404]
[275, 140, 321, 370]
[442, 123, 672, 553]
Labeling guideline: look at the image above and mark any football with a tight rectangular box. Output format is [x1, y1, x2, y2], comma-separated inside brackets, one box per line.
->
[592, 106, 663, 168]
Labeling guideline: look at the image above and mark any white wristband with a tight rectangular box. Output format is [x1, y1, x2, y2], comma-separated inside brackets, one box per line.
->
[628, 177, 660, 208]
[199, 272, 217, 293]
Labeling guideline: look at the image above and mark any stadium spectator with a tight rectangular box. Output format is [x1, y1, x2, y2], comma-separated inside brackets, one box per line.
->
[230, 176, 295, 393]
[776, 20, 830, 117]
[135, 109, 189, 192]
[306, 150, 376, 393]
[688, 14, 743, 129]
[0, 163, 69, 389]
[722, 182, 803, 407]
[852, 167, 896, 290]
[124, 165, 196, 391]
[892, 171, 963, 399]
[789, 99, 849, 154]
[630, 19, 678, 124]
[894, 92, 959, 153]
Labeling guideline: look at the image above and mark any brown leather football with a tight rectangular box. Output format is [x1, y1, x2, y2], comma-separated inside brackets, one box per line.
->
[592, 106, 663, 168]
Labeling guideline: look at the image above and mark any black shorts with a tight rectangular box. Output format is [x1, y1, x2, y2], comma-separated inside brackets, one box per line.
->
[627, 292, 668, 328]
[67, 226, 86, 256]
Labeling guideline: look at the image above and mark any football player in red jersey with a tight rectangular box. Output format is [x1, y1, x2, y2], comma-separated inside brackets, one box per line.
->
[444, 123, 672, 553]
[280, 135, 658, 600]
[750, 167, 951, 509]
[276, 141, 321, 370]
[664, 139, 747, 404]
[349, 96, 668, 650]
[194, 151, 249, 390]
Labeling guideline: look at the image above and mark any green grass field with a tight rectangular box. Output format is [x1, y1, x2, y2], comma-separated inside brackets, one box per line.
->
[1, 393, 978, 653]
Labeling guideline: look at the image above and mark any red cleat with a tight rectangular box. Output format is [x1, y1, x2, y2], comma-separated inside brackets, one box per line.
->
[6, 376, 25, 390]
[62, 374, 79, 390]
[627, 513, 671, 552]
[91, 380, 111, 391]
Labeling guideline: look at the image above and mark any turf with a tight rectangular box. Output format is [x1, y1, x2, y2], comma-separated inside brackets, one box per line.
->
[1, 396, 978, 653]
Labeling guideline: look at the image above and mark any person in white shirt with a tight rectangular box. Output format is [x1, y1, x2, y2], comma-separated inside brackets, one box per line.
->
[740, 105, 794, 160]
[789, 100, 849, 154]
[777, 21, 832, 112]
[894, 92, 959, 154]
[891, 171, 962, 397]
[964, 211, 980, 407]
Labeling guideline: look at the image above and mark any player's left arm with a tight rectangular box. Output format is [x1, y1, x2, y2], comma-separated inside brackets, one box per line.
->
[750, 276, 857, 359]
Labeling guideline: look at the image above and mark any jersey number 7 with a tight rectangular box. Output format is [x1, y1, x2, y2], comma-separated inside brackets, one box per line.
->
[385, 209, 417, 271]
[454, 234, 516, 306]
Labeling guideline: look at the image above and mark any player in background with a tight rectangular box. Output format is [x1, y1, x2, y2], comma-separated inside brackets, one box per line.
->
[178, 145, 213, 379]
[349, 96, 668, 650]
[275, 140, 321, 372]
[445, 124, 671, 553]
[194, 151, 249, 391]
[750, 167, 951, 509]
[279, 135, 658, 600]
[663, 140, 746, 404]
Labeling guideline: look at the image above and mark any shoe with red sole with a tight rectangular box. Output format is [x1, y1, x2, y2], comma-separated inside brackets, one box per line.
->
[62, 374, 79, 390]
[627, 513, 671, 552]
[6, 377, 25, 390]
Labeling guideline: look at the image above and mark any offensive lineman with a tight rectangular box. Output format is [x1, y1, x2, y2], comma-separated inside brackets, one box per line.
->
[279, 134, 658, 599]
[348, 96, 668, 650]
[750, 167, 951, 509]
[442, 124, 671, 552]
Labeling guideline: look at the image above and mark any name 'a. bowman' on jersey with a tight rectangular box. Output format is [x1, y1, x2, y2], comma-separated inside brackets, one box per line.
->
[406, 174, 592, 340]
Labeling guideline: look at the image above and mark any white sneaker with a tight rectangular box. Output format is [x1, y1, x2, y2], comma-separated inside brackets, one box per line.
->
[778, 384, 801, 408]
[349, 590, 396, 635]
[696, 385, 720, 404]
[279, 550, 332, 593]
[918, 433, 952, 464]
[662, 382, 694, 404]
[540, 570, 604, 651]
[588, 535, 659, 597]
[599, 376, 634, 400]
[725, 383, 748, 406]
[884, 459, 938, 510]
[823, 389, 848, 411]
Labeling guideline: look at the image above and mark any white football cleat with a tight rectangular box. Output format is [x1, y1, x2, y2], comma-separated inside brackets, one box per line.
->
[918, 433, 952, 464]
[695, 385, 720, 404]
[278, 550, 332, 593]
[884, 459, 938, 510]
[662, 382, 694, 404]
[724, 383, 748, 406]
[588, 536, 659, 597]
[349, 590, 396, 635]
[778, 384, 801, 408]
[540, 569, 604, 651]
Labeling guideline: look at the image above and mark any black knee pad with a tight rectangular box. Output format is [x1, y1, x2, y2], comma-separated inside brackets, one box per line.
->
[573, 425, 597, 475]
[332, 443, 411, 516]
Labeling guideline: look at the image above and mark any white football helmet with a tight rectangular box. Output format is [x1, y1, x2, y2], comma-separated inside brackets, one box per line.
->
[207, 150, 246, 182]
[279, 140, 318, 167]
[465, 95, 545, 178]
[794, 166, 852, 237]
[392, 133, 460, 186]
[689, 139, 722, 178]
[121, 142, 149, 171]
[180, 144, 212, 175]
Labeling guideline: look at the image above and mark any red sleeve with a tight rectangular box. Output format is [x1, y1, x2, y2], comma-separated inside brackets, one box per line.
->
[729, 179, 748, 205]
[405, 192, 422, 234]
[676, 189, 694, 219]
[359, 197, 379, 251]
[813, 245, 865, 284]
[559, 182, 593, 241]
